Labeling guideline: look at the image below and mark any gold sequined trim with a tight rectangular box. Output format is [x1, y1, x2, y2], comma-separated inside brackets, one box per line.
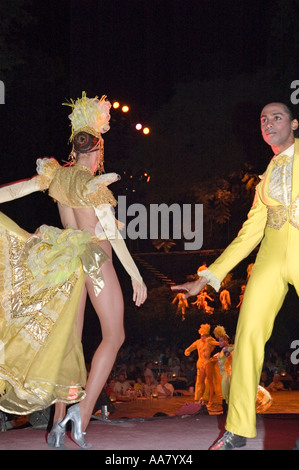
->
[7, 231, 78, 319]
[36, 174, 51, 191]
[273, 154, 292, 166]
[267, 195, 299, 230]
[48, 164, 117, 208]
[86, 184, 117, 207]
[2, 231, 79, 348]
[267, 206, 288, 229]
[289, 194, 299, 229]
[24, 312, 54, 345]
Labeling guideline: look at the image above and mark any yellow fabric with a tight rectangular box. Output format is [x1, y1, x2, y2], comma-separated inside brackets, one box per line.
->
[206, 189, 267, 283]
[201, 361, 223, 403]
[0, 212, 106, 415]
[46, 163, 117, 209]
[64, 92, 111, 140]
[214, 347, 272, 413]
[37, 159, 143, 284]
[255, 386, 272, 413]
[0, 157, 143, 287]
[216, 346, 234, 402]
[202, 139, 299, 437]
[24, 226, 92, 294]
[206, 139, 299, 283]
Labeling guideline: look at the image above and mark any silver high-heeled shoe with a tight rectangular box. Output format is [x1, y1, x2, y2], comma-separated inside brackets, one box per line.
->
[60, 404, 91, 449]
[47, 420, 66, 449]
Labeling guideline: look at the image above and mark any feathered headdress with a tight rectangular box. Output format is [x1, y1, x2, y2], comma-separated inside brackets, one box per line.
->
[64, 91, 111, 141]
[213, 325, 228, 339]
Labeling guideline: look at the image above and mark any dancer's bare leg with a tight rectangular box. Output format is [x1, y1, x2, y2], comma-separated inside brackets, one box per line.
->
[52, 286, 88, 424]
[53, 242, 124, 430]
[79, 242, 125, 431]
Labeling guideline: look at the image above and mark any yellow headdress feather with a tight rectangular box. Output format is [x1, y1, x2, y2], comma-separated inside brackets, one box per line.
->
[213, 325, 228, 339]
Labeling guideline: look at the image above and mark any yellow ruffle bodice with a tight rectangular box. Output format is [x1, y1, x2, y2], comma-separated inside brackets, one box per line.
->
[36, 158, 117, 208]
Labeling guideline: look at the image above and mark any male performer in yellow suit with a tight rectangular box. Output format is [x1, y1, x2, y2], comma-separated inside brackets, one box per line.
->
[172, 102, 299, 449]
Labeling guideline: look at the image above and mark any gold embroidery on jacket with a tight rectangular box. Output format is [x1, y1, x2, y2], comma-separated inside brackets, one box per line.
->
[48, 165, 116, 208]
[289, 194, 299, 229]
[267, 206, 288, 229]
[267, 194, 299, 230]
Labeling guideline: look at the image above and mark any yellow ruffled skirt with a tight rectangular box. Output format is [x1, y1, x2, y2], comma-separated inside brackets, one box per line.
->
[0, 212, 107, 415]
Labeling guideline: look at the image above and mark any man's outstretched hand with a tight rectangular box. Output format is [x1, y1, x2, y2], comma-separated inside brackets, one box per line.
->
[171, 277, 208, 299]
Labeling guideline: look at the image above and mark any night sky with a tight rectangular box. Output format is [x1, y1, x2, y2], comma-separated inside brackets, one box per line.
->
[1, 0, 299, 230]
[69, 0, 269, 115]
[2, 1, 299, 143]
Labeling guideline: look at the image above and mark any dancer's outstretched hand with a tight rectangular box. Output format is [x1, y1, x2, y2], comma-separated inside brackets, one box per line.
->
[171, 277, 208, 299]
[132, 279, 147, 306]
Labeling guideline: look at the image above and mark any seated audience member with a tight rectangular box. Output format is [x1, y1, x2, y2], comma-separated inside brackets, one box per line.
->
[169, 357, 181, 377]
[143, 375, 157, 397]
[126, 363, 141, 385]
[113, 372, 131, 398]
[266, 373, 285, 392]
[156, 373, 175, 397]
[144, 362, 157, 383]
[105, 377, 116, 397]
[134, 375, 145, 396]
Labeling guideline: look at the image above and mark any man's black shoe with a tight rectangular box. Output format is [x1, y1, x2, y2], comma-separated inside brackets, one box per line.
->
[210, 431, 246, 450]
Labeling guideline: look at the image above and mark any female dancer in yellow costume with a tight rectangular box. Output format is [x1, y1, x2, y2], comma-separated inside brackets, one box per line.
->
[213, 326, 272, 414]
[0, 93, 147, 448]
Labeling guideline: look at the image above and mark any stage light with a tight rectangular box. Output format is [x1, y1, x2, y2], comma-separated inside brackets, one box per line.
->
[122, 105, 129, 113]
[135, 123, 143, 130]
[112, 101, 120, 109]
[143, 127, 150, 135]
[144, 172, 151, 182]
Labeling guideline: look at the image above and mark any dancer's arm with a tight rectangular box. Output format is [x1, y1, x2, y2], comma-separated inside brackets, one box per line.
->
[199, 188, 267, 286]
[172, 187, 267, 298]
[0, 175, 48, 203]
[84, 174, 147, 306]
[0, 157, 60, 204]
[185, 341, 197, 356]
[94, 204, 147, 306]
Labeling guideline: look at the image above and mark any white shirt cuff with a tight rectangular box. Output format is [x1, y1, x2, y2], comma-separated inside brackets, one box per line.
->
[197, 269, 221, 292]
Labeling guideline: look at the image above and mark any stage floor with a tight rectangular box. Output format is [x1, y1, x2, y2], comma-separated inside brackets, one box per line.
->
[0, 391, 299, 452]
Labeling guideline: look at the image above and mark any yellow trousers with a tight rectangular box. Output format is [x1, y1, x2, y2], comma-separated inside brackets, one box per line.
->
[226, 222, 298, 437]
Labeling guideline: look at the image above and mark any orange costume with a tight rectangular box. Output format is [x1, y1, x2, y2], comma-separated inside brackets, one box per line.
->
[185, 324, 218, 403]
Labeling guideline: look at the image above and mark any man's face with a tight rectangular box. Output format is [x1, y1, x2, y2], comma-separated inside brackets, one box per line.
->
[260, 103, 298, 151]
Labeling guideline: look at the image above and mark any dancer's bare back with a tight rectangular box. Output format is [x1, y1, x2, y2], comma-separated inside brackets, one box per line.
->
[58, 202, 102, 235]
